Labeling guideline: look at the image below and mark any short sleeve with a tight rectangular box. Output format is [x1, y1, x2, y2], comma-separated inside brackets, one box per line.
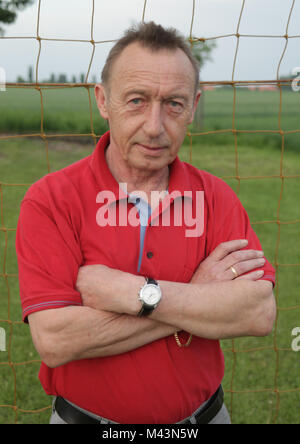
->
[206, 179, 276, 288]
[16, 197, 83, 322]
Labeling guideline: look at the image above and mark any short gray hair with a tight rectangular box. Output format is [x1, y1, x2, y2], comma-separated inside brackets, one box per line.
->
[101, 21, 199, 93]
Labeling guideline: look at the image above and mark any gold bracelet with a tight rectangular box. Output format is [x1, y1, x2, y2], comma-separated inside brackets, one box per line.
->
[174, 332, 193, 347]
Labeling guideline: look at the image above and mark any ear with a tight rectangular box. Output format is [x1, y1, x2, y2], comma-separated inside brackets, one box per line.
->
[188, 90, 202, 124]
[94, 83, 109, 120]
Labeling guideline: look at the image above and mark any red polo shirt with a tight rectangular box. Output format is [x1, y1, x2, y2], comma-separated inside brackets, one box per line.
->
[16, 131, 276, 423]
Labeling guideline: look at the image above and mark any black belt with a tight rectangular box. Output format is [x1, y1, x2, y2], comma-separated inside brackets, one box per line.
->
[54, 386, 224, 425]
[181, 386, 224, 424]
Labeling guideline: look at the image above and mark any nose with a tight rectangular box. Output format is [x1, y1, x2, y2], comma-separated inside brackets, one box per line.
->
[143, 102, 164, 139]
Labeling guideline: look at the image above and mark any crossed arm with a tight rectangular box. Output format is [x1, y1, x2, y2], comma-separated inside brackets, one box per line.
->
[28, 239, 276, 368]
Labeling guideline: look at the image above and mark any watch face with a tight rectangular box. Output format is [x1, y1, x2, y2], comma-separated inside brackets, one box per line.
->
[141, 284, 161, 305]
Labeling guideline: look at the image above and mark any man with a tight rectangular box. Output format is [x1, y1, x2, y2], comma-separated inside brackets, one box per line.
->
[16, 22, 276, 424]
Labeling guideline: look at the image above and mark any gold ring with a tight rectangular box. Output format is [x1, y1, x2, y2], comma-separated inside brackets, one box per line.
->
[230, 266, 238, 278]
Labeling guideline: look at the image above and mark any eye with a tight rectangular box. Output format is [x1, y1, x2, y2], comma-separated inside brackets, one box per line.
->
[130, 98, 143, 106]
[168, 100, 184, 112]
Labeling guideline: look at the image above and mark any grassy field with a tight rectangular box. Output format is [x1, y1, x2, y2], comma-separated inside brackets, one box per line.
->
[0, 87, 299, 424]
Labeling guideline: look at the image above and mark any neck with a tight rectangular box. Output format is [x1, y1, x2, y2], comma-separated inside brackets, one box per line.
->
[105, 144, 169, 196]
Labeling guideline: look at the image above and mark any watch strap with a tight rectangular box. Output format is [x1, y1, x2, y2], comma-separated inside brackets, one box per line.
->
[146, 277, 158, 286]
[138, 304, 155, 317]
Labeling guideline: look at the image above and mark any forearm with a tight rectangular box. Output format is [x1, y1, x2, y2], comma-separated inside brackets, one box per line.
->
[28, 306, 176, 368]
[151, 279, 275, 339]
[77, 265, 275, 341]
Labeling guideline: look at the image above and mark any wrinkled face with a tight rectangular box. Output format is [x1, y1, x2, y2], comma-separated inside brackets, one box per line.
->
[95, 42, 200, 173]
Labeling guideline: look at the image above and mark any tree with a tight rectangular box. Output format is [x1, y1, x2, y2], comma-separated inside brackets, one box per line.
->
[191, 39, 216, 130]
[28, 65, 33, 82]
[0, 0, 34, 34]
[16, 75, 25, 83]
[49, 73, 56, 84]
[58, 73, 68, 83]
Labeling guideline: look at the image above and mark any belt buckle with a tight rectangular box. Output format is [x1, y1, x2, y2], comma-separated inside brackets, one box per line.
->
[99, 418, 110, 424]
[188, 415, 197, 424]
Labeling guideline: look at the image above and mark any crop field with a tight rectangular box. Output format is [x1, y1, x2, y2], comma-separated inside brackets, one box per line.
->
[0, 87, 299, 423]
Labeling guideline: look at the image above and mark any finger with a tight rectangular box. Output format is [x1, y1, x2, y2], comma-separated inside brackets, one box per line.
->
[222, 249, 265, 270]
[235, 270, 265, 281]
[224, 258, 266, 280]
[209, 239, 249, 262]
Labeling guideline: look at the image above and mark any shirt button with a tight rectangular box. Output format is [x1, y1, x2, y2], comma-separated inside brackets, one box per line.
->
[147, 251, 154, 259]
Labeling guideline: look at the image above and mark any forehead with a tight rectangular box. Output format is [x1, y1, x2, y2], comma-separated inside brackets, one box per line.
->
[108, 42, 195, 96]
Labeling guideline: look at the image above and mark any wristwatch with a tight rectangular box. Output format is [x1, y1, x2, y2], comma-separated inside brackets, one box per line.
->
[138, 277, 162, 317]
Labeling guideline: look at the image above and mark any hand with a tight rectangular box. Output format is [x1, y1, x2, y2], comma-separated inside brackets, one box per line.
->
[191, 239, 266, 284]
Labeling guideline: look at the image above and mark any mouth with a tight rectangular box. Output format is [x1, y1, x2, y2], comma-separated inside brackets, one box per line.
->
[137, 143, 168, 154]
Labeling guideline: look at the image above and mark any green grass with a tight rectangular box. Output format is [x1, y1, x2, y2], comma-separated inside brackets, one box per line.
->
[0, 87, 108, 135]
[0, 87, 300, 424]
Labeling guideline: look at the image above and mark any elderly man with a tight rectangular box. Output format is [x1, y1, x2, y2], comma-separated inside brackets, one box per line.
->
[16, 22, 276, 425]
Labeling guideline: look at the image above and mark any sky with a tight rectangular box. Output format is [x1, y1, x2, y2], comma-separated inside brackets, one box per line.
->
[1, 0, 300, 83]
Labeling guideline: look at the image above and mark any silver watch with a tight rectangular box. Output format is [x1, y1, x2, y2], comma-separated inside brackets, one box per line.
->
[138, 277, 162, 316]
